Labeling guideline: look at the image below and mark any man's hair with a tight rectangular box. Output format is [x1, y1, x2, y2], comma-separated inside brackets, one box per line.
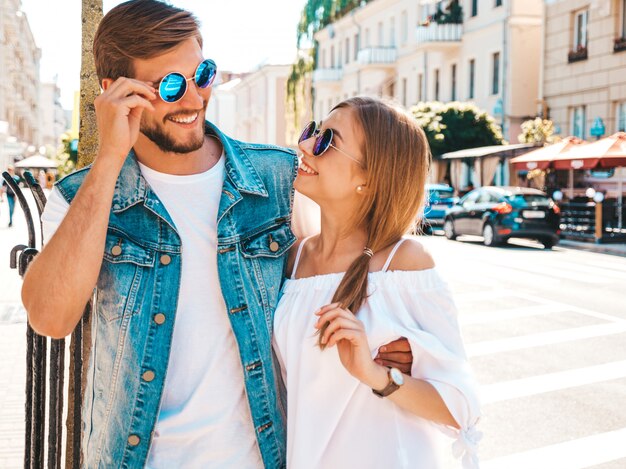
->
[93, 0, 202, 83]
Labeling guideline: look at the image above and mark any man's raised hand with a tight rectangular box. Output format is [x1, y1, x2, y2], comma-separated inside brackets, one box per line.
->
[94, 77, 157, 164]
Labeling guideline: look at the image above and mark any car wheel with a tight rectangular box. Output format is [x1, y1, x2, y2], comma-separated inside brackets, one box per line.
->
[421, 224, 433, 236]
[482, 223, 498, 247]
[443, 219, 457, 240]
[542, 238, 557, 249]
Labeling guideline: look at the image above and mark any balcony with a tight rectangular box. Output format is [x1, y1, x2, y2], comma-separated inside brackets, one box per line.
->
[357, 47, 397, 66]
[614, 37, 626, 53]
[312, 68, 344, 83]
[568, 45, 588, 63]
[416, 23, 463, 44]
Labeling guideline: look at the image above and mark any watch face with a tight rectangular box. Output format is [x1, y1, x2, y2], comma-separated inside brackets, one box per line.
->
[390, 368, 404, 386]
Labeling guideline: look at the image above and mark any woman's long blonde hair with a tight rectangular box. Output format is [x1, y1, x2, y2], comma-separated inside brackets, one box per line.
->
[319, 97, 431, 348]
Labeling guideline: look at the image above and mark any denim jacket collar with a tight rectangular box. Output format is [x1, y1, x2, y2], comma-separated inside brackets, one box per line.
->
[111, 121, 268, 215]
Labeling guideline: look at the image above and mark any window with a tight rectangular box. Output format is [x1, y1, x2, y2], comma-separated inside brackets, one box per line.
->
[571, 106, 586, 138]
[390, 17, 396, 47]
[338, 47, 342, 68]
[378, 21, 384, 46]
[573, 9, 588, 50]
[418, 74, 423, 102]
[434, 69, 440, 101]
[495, 0, 502, 7]
[620, 0, 626, 38]
[365, 28, 370, 47]
[472, 0, 478, 17]
[492, 52, 500, 95]
[402, 78, 408, 106]
[468, 59, 475, 99]
[401, 11, 408, 44]
[321, 49, 326, 68]
[451, 64, 457, 101]
[345, 38, 350, 64]
[354, 34, 359, 60]
[617, 102, 626, 132]
[330, 45, 335, 68]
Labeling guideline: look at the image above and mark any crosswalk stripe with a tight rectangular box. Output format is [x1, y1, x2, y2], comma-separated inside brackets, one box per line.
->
[467, 322, 626, 356]
[459, 303, 566, 325]
[481, 427, 626, 469]
[481, 360, 626, 404]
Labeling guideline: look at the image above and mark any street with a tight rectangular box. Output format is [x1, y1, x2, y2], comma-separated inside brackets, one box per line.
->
[425, 233, 626, 468]
[1, 197, 626, 468]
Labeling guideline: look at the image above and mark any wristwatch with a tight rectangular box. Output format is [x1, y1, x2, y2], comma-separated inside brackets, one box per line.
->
[372, 367, 404, 398]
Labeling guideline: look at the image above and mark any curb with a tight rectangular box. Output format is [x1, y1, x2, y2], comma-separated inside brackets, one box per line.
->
[557, 240, 626, 257]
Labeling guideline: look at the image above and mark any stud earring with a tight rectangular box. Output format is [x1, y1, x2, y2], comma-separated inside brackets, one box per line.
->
[356, 185, 364, 193]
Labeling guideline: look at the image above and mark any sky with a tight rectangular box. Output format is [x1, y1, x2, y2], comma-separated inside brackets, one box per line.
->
[20, 0, 307, 109]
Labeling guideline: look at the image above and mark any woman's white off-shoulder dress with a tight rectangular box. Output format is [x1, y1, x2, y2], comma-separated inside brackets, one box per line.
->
[273, 238, 482, 469]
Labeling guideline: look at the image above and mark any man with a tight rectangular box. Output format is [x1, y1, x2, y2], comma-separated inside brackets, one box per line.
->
[2, 165, 20, 227]
[21, 1, 410, 467]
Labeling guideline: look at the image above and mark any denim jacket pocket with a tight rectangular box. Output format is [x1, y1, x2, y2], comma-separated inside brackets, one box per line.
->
[96, 234, 155, 322]
[240, 222, 296, 259]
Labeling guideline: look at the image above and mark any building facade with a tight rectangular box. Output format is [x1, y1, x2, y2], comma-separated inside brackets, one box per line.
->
[0, 0, 42, 170]
[542, 0, 626, 197]
[39, 81, 67, 149]
[312, 0, 543, 143]
[207, 64, 311, 148]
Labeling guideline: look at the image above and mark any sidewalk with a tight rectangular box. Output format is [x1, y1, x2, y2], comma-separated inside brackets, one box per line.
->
[0, 194, 30, 469]
[558, 238, 626, 257]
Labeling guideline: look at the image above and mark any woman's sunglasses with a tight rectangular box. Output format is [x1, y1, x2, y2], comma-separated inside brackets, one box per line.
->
[158, 59, 217, 103]
[298, 121, 363, 166]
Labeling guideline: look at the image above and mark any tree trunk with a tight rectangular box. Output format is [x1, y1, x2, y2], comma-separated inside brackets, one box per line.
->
[65, 2, 102, 467]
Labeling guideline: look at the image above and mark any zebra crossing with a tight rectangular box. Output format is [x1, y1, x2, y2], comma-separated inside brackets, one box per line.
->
[421, 235, 626, 469]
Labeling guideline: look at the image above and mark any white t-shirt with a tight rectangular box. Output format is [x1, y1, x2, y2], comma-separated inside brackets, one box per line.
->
[42, 156, 263, 468]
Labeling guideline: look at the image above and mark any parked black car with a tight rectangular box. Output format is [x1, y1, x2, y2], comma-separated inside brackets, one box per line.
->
[443, 186, 561, 248]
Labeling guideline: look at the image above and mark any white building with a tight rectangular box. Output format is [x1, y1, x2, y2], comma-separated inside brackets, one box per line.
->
[39, 81, 67, 149]
[312, 0, 543, 143]
[208, 64, 311, 148]
[0, 0, 41, 170]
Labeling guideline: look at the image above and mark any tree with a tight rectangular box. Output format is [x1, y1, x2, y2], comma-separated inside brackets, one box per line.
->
[518, 117, 558, 145]
[65, 2, 102, 467]
[411, 101, 505, 157]
[288, 0, 374, 121]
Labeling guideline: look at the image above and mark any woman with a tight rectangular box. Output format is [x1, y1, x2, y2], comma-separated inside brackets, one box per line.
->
[273, 97, 481, 468]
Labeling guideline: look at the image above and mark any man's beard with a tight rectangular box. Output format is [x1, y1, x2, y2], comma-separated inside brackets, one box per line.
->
[140, 113, 205, 154]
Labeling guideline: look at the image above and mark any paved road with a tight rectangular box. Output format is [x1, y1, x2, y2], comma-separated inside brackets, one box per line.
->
[1, 194, 625, 468]
[422, 233, 626, 469]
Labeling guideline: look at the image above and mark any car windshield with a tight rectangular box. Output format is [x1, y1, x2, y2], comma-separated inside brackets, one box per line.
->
[504, 194, 551, 207]
[429, 189, 454, 200]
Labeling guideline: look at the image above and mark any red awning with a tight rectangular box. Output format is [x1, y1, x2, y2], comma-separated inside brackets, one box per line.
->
[509, 137, 588, 170]
[553, 132, 626, 169]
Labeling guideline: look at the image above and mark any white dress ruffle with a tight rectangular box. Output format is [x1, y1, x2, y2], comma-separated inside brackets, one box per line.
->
[274, 269, 481, 469]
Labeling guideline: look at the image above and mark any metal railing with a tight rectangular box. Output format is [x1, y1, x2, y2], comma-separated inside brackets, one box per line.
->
[312, 68, 344, 83]
[416, 23, 463, 44]
[2, 170, 87, 469]
[559, 200, 626, 243]
[356, 47, 397, 65]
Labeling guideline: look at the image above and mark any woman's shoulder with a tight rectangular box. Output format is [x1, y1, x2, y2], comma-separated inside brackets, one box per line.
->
[386, 237, 435, 272]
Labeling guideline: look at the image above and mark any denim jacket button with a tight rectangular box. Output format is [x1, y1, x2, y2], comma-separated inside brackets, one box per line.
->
[142, 370, 155, 382]
[269, 241, 280, 252]
[128, 435, 140, 446]
[154, 313, 166, 325]
[160, 254, 172, 265]
[111, 245, 122, 256]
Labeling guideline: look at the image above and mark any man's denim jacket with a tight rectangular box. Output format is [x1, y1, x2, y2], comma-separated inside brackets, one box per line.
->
[55, 122, 297, 468]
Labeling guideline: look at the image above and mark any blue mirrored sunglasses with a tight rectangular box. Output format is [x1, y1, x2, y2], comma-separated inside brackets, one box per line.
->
[158, 59, 217, 103]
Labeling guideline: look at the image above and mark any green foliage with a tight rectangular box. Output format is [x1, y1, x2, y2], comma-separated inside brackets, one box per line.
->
[56, 135, 77, 178]
[518, 117, 557, 144]
[411, 101, 505, 157]
[289, 0, 373, 120]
